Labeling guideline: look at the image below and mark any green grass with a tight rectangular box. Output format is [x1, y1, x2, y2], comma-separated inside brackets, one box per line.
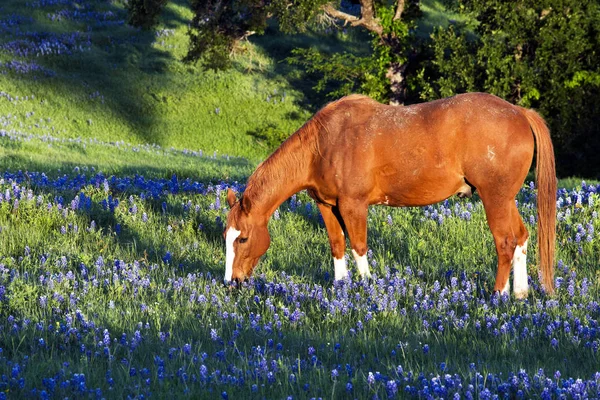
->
[0, 0, 318, 162]
[0, 126, 255, 181]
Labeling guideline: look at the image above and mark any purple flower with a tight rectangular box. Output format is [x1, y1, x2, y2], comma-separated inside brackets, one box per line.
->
[386, 380, 398, 397]
[367, 372, 375, 386]
[102, 329, 110, 346]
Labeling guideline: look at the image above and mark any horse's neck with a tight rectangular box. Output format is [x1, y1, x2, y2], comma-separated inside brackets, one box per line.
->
[245, 136, 313, 220]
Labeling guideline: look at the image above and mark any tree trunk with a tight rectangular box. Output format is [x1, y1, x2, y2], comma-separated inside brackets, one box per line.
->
[386, 61, 407, 106]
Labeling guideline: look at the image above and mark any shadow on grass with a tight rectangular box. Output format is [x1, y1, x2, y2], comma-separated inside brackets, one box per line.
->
[0, 0, 191, 146]
[249, 24, 372, 113]
[1, 150, 254, 182]
[1, 150, 249, 274]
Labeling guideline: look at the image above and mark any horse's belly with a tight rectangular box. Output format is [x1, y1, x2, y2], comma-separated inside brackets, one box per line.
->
[375, 170, 465, 207]
[386, 190, 456, 207]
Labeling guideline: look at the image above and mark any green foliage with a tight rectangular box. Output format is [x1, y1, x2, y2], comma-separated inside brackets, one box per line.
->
[416, 0, 600, 176]
[127, 0, 169, 29]
[130, 0, 331, 69]
[565, 71, 600, 90]
[377, 4, 410, 38]
[416, 25, 477, 98]
[286, 2, 422, 103]
[269, 0, 329, 34]
[184, 0, 270, 69]
[287, 43, 399, 103]
[287, 48, 374, 100]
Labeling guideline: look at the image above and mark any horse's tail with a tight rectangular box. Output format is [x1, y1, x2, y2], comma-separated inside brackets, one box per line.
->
[521, 108, 557, 294]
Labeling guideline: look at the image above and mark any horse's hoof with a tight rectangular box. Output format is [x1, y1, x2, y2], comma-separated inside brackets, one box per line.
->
[514, 290, 528, 300]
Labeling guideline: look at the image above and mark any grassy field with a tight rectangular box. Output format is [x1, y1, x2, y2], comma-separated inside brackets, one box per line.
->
[0, 0, 320, 162]
[0, 132, 599, 398]
[1, 0, 600, 399]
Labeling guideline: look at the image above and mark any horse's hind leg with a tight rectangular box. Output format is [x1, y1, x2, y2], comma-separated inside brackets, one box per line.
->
[510, 205, 529, 299]
[337, 200, 372, 278]
[481, 195, 529, 296]
[317, 203, 348, 281]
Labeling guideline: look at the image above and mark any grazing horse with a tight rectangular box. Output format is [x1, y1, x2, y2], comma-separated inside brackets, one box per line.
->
[224, 93, 556, 298]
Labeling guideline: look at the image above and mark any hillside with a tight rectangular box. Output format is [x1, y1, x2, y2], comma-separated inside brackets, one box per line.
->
[0, 0, 468, 168]
[0, 0, 315, 163]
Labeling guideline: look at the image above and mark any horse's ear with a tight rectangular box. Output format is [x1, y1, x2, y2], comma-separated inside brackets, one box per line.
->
[241, 194, 252, 214]
[227, 188, 237, 208]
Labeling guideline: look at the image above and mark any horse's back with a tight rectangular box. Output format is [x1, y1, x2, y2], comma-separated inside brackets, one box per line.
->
[322, 92, 531, 147]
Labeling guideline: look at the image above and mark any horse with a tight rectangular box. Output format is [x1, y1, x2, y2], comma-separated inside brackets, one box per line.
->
[224, 92, 557, 298]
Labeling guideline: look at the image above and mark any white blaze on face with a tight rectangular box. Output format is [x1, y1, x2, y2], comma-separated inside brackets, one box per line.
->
[225, 227, 241, 283]
[513, 240, 528, 299]
[352, 249, 371, 278]
[334, 257, 348, 281]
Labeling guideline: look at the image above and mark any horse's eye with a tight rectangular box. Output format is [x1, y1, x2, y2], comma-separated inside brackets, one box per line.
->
[238, 237, 248, 244]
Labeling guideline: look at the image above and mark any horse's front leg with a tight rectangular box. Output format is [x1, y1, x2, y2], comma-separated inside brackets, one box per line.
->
[338, 200, 371, 279]
[316, 203, 348, 281]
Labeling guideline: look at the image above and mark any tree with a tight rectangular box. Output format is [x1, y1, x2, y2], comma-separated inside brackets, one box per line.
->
[127, 0, 420, 105]
[417, 0, 600, 176]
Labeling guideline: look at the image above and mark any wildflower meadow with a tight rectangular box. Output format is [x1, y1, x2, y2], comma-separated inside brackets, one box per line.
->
[1, 129, 599, 399]
[1, 0, 599, 399]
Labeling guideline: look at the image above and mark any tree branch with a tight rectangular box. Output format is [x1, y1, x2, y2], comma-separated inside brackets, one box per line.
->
[322, 2, 383, 36]
[358, 0, 375, 22]
[322, 4, 359, 25]
[393, 0, 405, 21]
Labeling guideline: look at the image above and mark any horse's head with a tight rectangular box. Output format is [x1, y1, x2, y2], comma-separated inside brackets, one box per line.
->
[223, 188, 270, 283]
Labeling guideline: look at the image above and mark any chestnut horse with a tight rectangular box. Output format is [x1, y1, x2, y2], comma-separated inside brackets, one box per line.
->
[224, 93, 556, 298]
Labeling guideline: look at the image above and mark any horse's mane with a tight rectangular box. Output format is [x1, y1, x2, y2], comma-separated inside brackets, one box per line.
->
[243, 94, 372, 207]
